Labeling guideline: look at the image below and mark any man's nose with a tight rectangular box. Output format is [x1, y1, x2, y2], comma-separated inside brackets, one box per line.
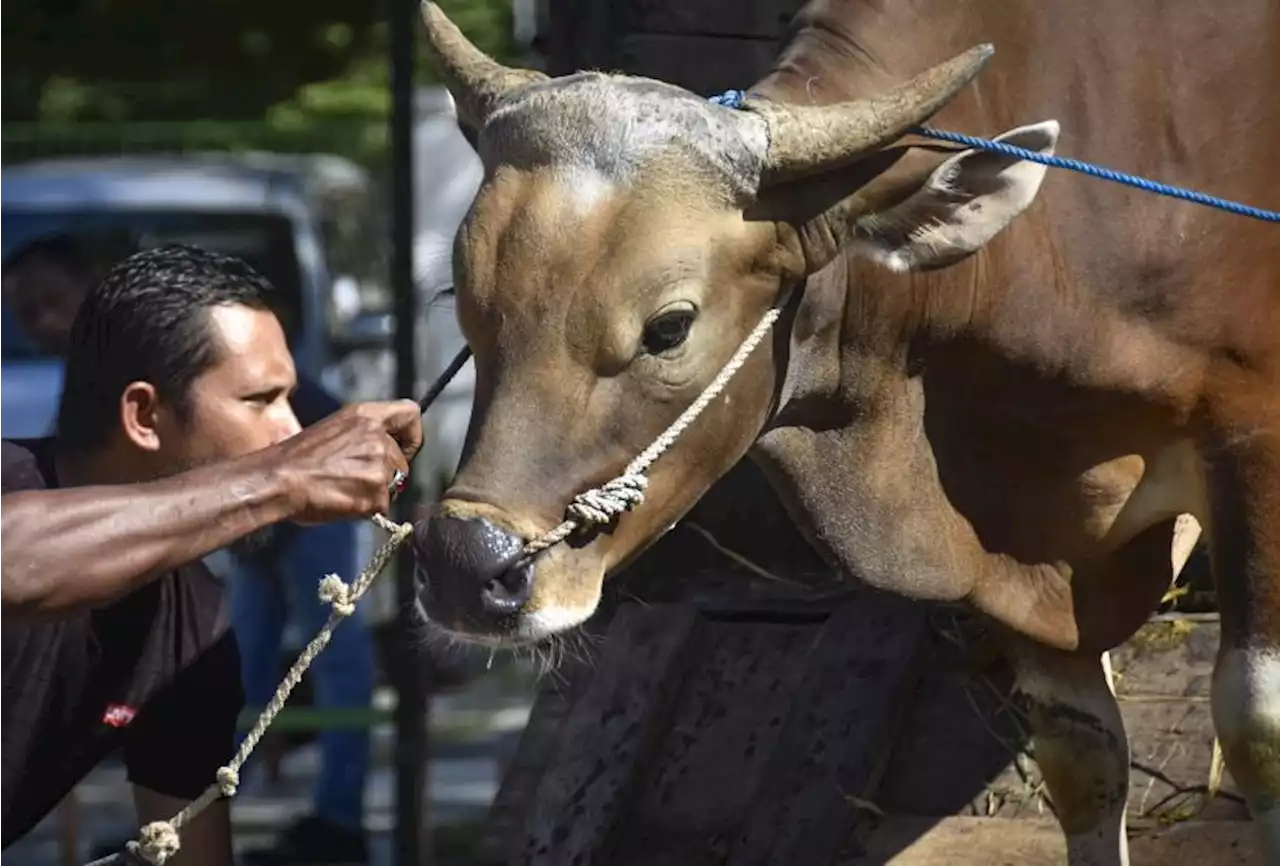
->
[277, 405, 303, 441]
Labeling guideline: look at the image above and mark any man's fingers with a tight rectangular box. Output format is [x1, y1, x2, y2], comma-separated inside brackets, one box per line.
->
[359, 399, 424, 462]
[386, 399, 424, 462]
[387, 437, 410, 481]
[382, 434, 411, 500]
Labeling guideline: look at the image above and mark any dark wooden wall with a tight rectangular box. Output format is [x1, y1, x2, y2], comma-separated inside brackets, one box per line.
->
[545, 0, 805, 95]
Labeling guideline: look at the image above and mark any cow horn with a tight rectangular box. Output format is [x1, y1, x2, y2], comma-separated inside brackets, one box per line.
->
[421, 2, 549, 129]
[749, 44, 995, 184]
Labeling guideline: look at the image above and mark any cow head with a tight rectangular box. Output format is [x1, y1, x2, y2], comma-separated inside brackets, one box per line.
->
[413, 3, 1059, 646]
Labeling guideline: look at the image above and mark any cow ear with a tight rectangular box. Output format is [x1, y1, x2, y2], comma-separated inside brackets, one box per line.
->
[850, 120, 1059, 272]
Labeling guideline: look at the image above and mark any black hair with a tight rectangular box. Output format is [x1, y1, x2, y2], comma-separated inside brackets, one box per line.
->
[56, 244, 278, 454]
[2, 232, 95, 282]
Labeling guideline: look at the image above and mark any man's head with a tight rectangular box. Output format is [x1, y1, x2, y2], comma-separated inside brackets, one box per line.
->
[412, 5, 1058, 646]
[3, 234, 97, 356]
[56, 244, 302, 479]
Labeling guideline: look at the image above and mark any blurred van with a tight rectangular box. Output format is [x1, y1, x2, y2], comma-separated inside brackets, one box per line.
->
[1, 151, 392, 437]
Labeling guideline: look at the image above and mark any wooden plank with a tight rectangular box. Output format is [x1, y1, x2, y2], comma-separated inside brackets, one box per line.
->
[839, 817, 1263, 866]
[473, 650, 599, 864]
[611, 618, 832, 866]
[515, 603, 703, 866]
[1123, 697, 1248, 823]
[626, 0, 804, 40]
[727, 594, 933, 866]
[1110, 615, 1247, 821]
[876, 614, 1031, 818]
[1110, 614, 1217, 698]
[618, 33, 782, 96]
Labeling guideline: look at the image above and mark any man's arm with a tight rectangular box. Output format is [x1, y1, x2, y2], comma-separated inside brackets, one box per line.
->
[1, 399, 422, 620]
[124, 628, 243, 866]
[133, 788, 234, 866]
[1, 453, 294, 619]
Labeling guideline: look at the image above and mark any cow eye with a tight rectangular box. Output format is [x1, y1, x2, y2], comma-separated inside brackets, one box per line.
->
[642, 308, 696, 355]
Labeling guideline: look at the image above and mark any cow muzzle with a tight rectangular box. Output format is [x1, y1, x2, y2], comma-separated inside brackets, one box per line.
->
[412, 513, 536, 640]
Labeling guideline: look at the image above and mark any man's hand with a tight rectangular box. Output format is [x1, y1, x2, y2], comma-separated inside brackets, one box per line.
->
[273, 399, 424, 524]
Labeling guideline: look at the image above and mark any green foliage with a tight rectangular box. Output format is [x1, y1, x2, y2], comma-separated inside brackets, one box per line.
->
[1, 0, 519, 167]
[260, 0, 516, 157]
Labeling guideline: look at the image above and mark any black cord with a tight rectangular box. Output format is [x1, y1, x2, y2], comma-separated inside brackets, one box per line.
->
[416, 346, 472, 413]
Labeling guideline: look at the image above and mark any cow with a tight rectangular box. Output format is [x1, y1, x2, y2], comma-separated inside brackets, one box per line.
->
[411, 1, 1280, 862]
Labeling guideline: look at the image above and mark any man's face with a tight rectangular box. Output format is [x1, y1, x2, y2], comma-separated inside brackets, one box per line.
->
[156, 303, 303, 474]
[4, 256, 92, 356]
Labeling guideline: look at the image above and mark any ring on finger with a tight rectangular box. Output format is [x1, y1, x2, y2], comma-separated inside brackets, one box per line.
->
[390, 469, 408, 495]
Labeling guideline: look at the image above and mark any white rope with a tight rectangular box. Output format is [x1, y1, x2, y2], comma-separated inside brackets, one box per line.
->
[127, 513, 414, 865]
[120, 301, 785, 865]
[520, 303, 783, 557]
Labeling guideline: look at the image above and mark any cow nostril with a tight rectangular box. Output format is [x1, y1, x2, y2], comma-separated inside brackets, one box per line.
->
[416, 513, 535, 622]
[480, 563, 533, 615]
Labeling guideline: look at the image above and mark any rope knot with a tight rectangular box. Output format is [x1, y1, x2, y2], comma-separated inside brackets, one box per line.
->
[566, 474, 648, 526]
[372, 512, 411, 535]
[709, 88, 747, 109]
[130, 821, 180, 865]
[216, 766, 240, 797]
[318, 574, 356, 616]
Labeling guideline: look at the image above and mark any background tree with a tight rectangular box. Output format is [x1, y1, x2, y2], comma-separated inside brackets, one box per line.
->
[1, 0, 519, 165]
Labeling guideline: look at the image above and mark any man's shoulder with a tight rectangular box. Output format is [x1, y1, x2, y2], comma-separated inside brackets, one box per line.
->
[1, 437, 55, 493]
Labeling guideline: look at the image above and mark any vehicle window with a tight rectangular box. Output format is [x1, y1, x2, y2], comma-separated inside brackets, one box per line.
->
[1, 209, 304, 361]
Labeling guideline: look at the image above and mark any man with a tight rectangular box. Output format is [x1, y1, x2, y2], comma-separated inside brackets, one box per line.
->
[228, 373, 378, 866]
[1, 245, 422, 865]
[5, 232, 380, 862]
[2, 232, 98, 356]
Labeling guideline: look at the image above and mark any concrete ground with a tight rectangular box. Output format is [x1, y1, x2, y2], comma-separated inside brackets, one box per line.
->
[6, 676, 539, 866]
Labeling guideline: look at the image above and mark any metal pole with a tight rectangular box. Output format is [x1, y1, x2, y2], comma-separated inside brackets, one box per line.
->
[388, 0, 431, 862]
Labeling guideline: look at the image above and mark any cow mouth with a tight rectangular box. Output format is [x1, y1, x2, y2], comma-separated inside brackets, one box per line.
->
[412, 555, 603, 649]
[413, 602, 596, 651]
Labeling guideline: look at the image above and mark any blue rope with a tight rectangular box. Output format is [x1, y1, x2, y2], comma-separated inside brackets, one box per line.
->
[909, 126, 1279, 223]
[708, 89, 1280, 224]
[708, 89, 749, 108]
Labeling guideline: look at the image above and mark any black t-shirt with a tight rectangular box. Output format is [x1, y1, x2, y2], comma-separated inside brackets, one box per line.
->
[1, 438, 245, 848]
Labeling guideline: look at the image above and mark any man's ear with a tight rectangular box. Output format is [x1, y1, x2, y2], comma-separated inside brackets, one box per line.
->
[850, 120, 1060, 272]
[120, 381, 162, 452]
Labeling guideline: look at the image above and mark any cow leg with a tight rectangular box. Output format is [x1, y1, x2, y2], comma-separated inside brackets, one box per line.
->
[994, 519, 1191, 865]
[1202, 428, 1280, 861]
[1006, 638, 1130, 866]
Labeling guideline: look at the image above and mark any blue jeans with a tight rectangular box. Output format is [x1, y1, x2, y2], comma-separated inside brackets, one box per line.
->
[227, 520, 373, 833]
